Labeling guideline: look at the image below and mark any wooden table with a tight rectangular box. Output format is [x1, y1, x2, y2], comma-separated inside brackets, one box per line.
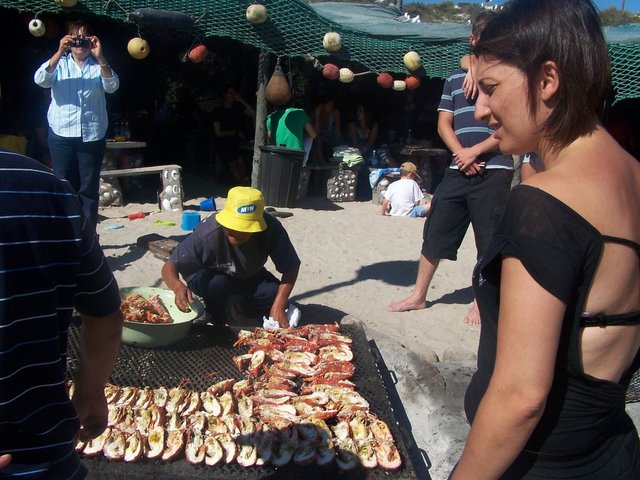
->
[399, 145, 448, 193]
[106, 140, 147, 150]
[103, 141, 147, 172]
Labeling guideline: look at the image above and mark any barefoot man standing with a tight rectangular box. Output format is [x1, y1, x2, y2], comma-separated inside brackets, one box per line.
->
[386, 12, 513, 325]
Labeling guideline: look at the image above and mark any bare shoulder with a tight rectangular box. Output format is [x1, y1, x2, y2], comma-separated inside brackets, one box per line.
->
[525, 147, 640, 238]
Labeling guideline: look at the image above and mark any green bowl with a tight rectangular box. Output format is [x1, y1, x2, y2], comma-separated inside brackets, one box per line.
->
[120, 287, 204, 348]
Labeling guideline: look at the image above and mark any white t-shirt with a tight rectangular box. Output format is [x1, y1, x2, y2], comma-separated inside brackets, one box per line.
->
[383, 178, 424, 216]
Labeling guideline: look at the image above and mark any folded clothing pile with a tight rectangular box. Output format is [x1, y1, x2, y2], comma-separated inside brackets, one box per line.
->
[331, 146, 363, 167]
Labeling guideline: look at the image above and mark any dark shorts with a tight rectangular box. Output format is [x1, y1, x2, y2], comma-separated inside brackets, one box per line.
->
[422, 167, 513, 261]
[187, 268, 280, 325]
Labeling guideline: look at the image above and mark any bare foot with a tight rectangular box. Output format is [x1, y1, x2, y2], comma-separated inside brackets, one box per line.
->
[386, 298, 427, 312]
[463, 300, 481, 326]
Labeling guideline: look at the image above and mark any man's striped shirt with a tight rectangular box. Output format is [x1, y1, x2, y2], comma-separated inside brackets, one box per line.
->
[438, 69, 513, 170]
[0, 151, 120, 479]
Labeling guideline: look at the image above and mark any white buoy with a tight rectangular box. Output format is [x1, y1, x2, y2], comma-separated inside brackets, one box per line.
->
[29, 18, 46, 37]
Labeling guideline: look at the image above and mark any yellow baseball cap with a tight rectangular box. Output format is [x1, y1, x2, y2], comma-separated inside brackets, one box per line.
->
[216, 187, 267, 233]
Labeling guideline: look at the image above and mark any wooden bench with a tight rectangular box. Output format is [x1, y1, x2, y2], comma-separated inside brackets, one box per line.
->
[99, 164, 183, 211]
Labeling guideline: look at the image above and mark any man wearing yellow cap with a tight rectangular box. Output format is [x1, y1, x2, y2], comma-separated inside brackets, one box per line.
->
[161, 186, 300, 328]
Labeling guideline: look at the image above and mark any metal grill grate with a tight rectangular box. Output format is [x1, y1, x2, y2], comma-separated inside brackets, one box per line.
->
[66, 323, 420, 480]
[627, 369, 640, 404]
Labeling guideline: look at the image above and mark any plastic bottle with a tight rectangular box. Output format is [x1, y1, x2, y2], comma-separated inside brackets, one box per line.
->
[378, 146, 388, 167]
[370, 149, 378, 167]
[123, 121, 131, 141]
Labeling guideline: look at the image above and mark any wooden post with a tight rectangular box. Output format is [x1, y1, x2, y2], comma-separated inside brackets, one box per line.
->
[252, 49, 270, 188]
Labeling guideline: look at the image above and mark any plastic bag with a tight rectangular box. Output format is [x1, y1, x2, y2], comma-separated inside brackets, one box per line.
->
[369, 167, 400, 189]
[263, 303, 301, 329]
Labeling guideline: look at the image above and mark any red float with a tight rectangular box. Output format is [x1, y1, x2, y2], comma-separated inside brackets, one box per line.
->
[376, 72, 394, 89]
[188, 44, 208, 63]
[405, 75, 422, 90]
[322, 63, 340, 80]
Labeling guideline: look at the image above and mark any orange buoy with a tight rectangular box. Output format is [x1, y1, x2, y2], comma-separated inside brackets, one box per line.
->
[405, 75, 422, 90]
[188, 44, 208, 63]
[377, 72, 394, 89]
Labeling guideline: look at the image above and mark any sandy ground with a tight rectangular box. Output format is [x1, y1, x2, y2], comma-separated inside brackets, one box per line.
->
[101, 178, 480, 361]
[98, 171, 478, 478]
[97, 171, 640, 480]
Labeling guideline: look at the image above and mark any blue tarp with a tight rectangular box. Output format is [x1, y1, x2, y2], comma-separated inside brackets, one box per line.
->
[311, 3, 472, 43]
[310, 3, 640, 45]
[604, 23, 640, 43]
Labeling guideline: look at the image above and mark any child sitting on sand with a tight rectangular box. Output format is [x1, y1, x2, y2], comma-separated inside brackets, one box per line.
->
[378, 162, 430, 217]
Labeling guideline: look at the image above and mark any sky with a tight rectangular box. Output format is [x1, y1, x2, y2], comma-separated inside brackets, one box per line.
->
[411, 0, 640, 14]
[595, 0, 640, 10]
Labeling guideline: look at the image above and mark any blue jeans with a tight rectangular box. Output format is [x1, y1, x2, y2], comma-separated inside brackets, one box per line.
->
[48, 129, 105, 228]
[187, 268, 280, 326]
[409, 204, 427, 218]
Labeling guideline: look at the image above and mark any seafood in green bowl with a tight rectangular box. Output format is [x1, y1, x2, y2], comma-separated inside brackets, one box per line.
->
[119, 287, 203, 348]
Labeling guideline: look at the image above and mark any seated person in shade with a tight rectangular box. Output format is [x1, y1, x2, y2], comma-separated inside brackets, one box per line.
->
[378, 162, 429, 218]
[347, 104, 379, 162]
[161, 187, 300, 328]
[213, 85, 255, 185]
[313, 96, 342, 162]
